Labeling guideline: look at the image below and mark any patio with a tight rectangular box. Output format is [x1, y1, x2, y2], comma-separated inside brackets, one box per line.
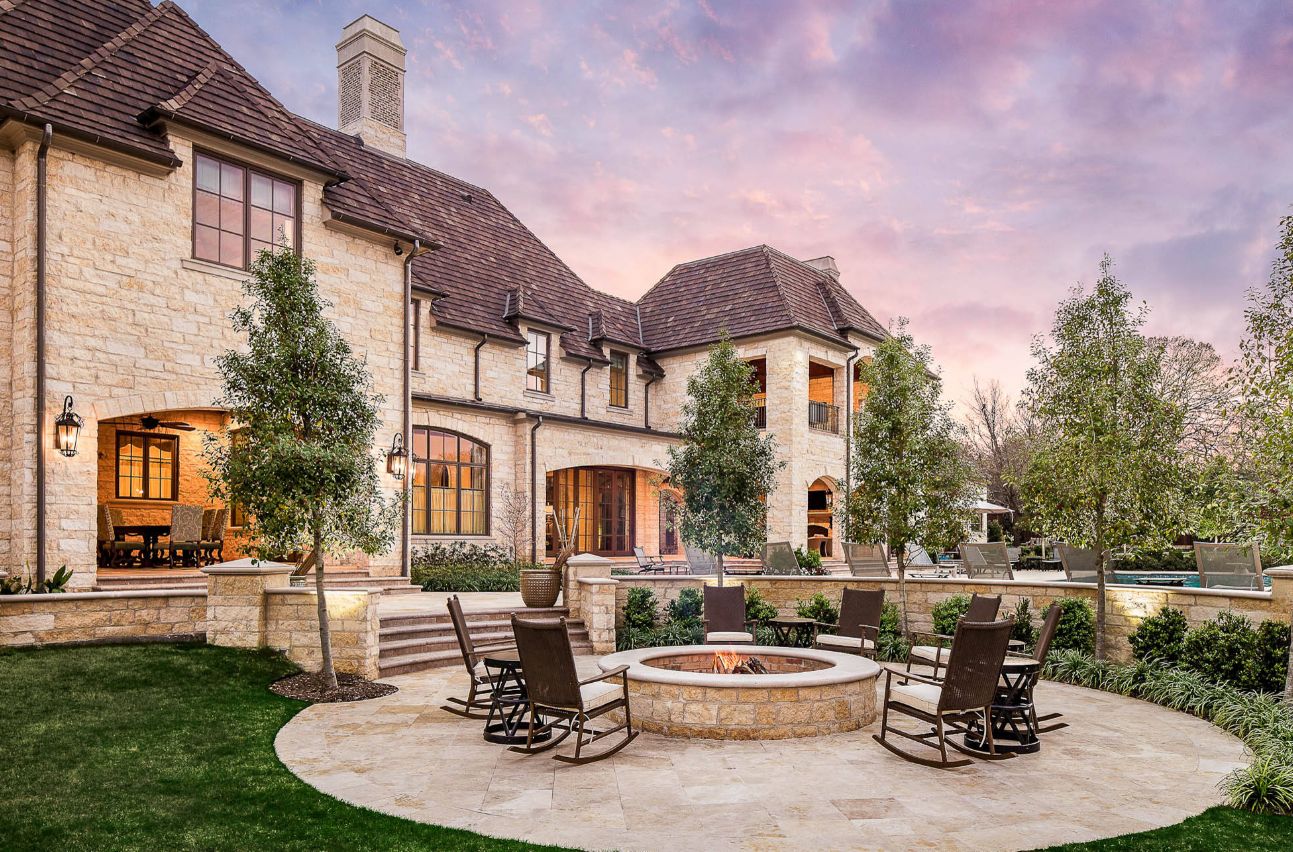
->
[277, 657, 1246, 851]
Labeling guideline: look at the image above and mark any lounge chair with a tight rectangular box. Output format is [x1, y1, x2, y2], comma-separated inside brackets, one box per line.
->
[703, 585, 755, 644]
[632, 546, 666, 574]
[1014, 603, 1068, 733]
[961, 543, 1014, 580]
[874, 618, 1016, 768]
[684, 545, 717, 576]
[1006, 546, 1021, 566]
[440, 594, 516, 719]
[844, 542, 890, 577]
[1056, 544, 1100, 583]
[1194, 542, 1264, 590]
[906, 593, 1002, 678]
[508, 614, 638, 764]
[761, 541, 800, 575]
[815, 588, 884, 658]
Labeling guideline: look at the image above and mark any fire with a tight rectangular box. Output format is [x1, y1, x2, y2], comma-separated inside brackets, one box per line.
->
[712, 651, 747, 674]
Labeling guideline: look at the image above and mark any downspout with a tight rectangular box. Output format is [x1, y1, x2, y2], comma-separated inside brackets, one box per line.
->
[400, 239, 421, 578]
[579, 360, 593, 418]
[842, 350, 859, 544]
[643, 375, 657, 430]
[473, 333, 487, 401]
[529, 415, 544, 562]
[35, 124, 52, 588]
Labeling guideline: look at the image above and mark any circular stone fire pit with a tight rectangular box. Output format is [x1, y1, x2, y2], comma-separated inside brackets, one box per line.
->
[598, 645, 881, 740]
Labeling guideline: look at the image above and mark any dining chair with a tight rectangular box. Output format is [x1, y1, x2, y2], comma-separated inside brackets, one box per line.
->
[167, 505, 204, 568]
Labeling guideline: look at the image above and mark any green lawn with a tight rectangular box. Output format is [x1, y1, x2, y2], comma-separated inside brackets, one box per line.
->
[1, 643, 1288, 851]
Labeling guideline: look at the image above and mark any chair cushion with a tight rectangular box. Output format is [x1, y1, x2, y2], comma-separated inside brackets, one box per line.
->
[580, 680, 622, 711]
[890, 681, 943, 714]
[815, 634, 873, 651]
[706, 631, 754, 643]
[908, 645, 952, 664]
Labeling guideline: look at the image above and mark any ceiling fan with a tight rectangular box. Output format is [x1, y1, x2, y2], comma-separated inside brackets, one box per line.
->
[129, 414, 197, 432]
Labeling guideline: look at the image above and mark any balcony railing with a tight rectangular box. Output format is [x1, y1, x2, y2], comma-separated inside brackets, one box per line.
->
[752, 397, 767, 430]
[808, 400, 839, 434]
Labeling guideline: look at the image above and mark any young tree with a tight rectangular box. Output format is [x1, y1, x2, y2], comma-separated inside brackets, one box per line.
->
[1234, 214, 1293, 700]
[844, 320, 975, 633]
[205, 248, 401, 691]
[666, 335, 782, 585]
[1017, 256, 1185, 659]
[965, 378, 1032, 525]
[495, 483, 529, 562]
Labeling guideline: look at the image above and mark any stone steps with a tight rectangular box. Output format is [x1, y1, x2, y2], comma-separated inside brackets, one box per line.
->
[377, 606, 588, 677]
[94, 567, 421, 595]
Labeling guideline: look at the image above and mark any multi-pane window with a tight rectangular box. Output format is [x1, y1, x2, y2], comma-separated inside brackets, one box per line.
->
[411, 298, 422, 371]
[526, 330, 550, 393]
[411, 428, 489, 535]
[609, 351, 629, 408]
[193, 151, 298, 268]
[116, 431, 178, 501]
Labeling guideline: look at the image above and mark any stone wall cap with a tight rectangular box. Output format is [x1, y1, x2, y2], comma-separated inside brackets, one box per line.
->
[202, 559, 297, 576]
[0, 589, 206, 604]
[265, 586, 382, 596]
[578, 577, 620, 586]
[567, 553, 615, 566]
[1264, 565, 1293, 578]
[598, 644, 881, 689]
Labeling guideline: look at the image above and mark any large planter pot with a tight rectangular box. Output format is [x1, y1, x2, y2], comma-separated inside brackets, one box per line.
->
[520, 569, 562, 608]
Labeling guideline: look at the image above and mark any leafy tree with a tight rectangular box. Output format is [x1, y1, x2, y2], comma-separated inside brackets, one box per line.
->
[666, 335, 782, 584]
[205, 248, 401, 690]
[843, 320, 975, 633]
[1234, 213, 1293, 700]
[1017, 256, 1185, 659]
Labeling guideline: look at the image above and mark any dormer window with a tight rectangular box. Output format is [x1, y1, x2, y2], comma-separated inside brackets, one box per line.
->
[193, 151, 299, 269]
[526, 330, 550, 393]
[609, 351, 629, 408]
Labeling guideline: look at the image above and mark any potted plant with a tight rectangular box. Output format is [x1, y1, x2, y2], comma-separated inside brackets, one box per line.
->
[521, 507, 579, 608]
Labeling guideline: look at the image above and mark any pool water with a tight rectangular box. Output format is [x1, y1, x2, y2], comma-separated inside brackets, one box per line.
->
[1111, 572, 1272, 590]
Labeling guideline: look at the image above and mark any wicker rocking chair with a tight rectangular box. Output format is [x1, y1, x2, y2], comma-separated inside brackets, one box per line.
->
[906, 593, 1002, 678]
[508, 614, 638, 764]
[703, 584, 755, 644]
[1024, 602, 1069, 733]
[874, 618, 1015, 768]
[440, 594, 516, 719]
[815, 588, 884, 658]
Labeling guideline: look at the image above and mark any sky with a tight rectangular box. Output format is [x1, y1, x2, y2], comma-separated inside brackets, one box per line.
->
[183, 0, 1293, 409]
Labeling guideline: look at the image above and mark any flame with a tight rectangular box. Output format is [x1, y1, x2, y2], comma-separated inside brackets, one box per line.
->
[712, 651, 749, 674]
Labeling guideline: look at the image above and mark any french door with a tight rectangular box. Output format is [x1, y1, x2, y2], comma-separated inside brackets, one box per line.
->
[547, 467, 636, 556]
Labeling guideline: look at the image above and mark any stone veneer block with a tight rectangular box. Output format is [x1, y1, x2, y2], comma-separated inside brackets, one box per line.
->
[202, 559, 295, 648]
[263, 587, 381, 679]
[0, 589, 206, 647]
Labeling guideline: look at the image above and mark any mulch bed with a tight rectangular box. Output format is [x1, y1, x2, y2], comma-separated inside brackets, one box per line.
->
[270, 671, 398, 703]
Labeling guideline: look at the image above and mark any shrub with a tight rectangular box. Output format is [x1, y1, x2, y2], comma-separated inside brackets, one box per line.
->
[1181, 611, 1261, 691]
[0, 565, 73, 594]
[744, 587, 778, 624]
[1254, 620, 1292, 695]
[410, 542, 529, 592]
[795, 592, 838, 625]
[666, 587, 704, 624]
[1128, 606, 1189, 664]
[1011, 599, 1038, 649]
[794, 547, 823, 574]
[875, 601, 909, 662]
[987, 518, 1004, 542]
[623, 587, 659, 631]
[1045, 597, 1095, 655]
[1111, 547, 1195, 572]
[931, 594, 971, 635]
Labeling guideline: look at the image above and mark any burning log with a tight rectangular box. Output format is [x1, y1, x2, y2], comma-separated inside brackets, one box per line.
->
[711, 652, 770, 675]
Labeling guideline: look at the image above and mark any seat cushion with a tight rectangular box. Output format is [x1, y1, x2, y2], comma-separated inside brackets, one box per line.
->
[908, 644, 952, 664]
[580, 680, 622, 711]
[706, 631, 754, 643]
[815, 634, 874, 652]
[890, 681, 943, 714]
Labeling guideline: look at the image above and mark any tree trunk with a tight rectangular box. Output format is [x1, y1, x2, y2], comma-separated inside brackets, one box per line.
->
[313, 522, 338, 691]
[1094, 500, 1107, 662]
[717, 552, 725, 587]
[896, 543, 909, 637]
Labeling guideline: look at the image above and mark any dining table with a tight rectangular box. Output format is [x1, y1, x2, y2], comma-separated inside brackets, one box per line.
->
[114, 523, 171, 566]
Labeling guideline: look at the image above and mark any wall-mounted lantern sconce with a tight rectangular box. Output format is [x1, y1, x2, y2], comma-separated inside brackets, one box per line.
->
[386, 432, 407, 480]
[54, 395, 83, 458]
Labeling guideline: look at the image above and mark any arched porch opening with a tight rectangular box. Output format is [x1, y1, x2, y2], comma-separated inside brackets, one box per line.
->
[807, 476, 838, 558]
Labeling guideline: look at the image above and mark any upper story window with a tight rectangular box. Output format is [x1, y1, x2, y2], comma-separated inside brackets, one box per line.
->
[411, 298, 422, 372]
[526, 330, 550, 393]
[193, 151, 299, 269]
[116, 431, 178, 501]
[609, 351, 629, 408]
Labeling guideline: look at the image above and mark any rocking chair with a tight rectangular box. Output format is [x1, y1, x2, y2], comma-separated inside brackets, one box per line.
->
[874, 618, 1015, 769]
[440, 594, 516, 719]
[508, 614, 638, 764]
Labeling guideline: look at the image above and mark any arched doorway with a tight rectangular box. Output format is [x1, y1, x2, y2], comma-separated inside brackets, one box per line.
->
[807, 477, 837, 557]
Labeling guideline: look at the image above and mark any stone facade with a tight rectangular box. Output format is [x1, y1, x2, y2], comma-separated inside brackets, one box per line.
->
[0, 589, 205, 646]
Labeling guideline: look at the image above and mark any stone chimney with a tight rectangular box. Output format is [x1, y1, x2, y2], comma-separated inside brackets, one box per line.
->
[336, 15, 407, 158]
[803, 255, 840, 279]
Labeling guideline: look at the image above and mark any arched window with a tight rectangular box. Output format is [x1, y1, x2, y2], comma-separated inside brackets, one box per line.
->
[411, 427, 489, 535]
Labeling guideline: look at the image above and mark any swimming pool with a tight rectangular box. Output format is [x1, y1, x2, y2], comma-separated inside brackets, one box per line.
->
[1111, 572, 1272, 590]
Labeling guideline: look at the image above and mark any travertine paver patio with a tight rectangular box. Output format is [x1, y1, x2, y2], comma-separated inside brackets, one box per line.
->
[276, 658, 1246, 851]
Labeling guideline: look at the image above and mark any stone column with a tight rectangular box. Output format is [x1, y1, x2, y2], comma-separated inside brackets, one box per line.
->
[201, 559, 295, 648]
[563, 552, 614, 615]
[578, 577, 619, 654]
[1266, 566, 1293, 609]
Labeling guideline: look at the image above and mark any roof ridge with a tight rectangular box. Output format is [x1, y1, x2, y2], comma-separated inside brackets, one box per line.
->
[759, 244, 796, 327]
[12, 1, 171, 111]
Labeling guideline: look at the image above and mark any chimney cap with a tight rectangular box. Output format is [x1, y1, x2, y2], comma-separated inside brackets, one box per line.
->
[803, 255, 840, 279]
[337, 15, 405, 55]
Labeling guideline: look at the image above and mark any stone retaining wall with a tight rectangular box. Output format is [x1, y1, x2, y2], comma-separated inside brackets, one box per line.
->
[0, 589, 205, 647]
[265, 588, 381, 679]
[611, 575, 706, 628]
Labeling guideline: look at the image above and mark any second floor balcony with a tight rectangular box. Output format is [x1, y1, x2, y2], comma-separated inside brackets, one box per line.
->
[808, 400, 839, 434]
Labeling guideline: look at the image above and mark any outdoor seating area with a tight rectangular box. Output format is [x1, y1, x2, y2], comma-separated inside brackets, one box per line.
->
[96, 504, 229, 569]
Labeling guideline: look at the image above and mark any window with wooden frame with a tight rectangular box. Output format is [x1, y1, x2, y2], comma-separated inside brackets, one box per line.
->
[411, 427, 490, 535]
[411, 298, 422, 372]
[526, 330, 550, 393]
[115, 431, 179, 501]
[609, 351, 629, 408]
[193, 151, 299, 269]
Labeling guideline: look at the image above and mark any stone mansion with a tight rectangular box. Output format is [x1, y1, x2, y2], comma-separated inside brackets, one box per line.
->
[0, 0, 889, 589]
